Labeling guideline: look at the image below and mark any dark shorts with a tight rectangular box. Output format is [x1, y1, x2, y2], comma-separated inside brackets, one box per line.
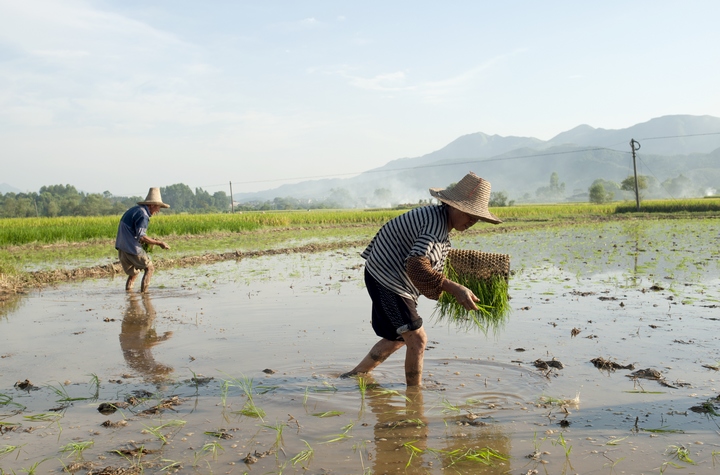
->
[364, 269, 423, 341]
[118, 250, 152, 276]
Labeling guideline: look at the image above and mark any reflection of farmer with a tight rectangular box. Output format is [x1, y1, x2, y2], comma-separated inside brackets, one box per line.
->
[120, 293, 173, 382]
[367, 386, 428, 473]
[342, 172, 501, 386]
[115, 187, 171, 292]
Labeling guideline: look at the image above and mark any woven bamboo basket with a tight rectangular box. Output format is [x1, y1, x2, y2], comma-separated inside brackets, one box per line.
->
[434, 249, 512, 333]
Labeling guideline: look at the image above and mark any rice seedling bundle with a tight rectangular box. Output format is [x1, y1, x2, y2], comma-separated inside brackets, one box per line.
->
[434, 249, 511, 333]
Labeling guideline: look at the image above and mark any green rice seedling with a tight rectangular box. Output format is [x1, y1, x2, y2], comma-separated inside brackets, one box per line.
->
[402, 440, 424, 468]
[142, 420, 186, 445]
[439, 397, 461, 414]
[88, 373, 100, 400]
[322, 421, 355, 444]
[640, 426, 684, 434]
[712, 450, 720, 467]
[0, 393, 26, 411]
[312, 410, 344, 417]
[434, 250, 511, 333]
[290, 440, 314, 468]
[605, 436, 628, 445]
[199, 440, 224, 461]
[371, 388, 411, 402]
[665, 444, 695, 464]
[660, 461, 684, 474]
[310, 381, 338, 392]
[17, 458, 49, 475]
[237, 399, 266, 420]
[0, 444, 23, 458]
[445, 447, 509, 467]
[261, 421, 286, 451]
[551, 433, 572, 457]
[59, 440, 94, 460]
[160, 459, 183, 472]
[47, 382, 90, 403]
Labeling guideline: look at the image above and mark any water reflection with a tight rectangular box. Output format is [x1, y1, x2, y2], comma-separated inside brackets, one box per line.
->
[0, 293, 25, 320]
[120, 294, 173, 383]
[367, 384, 429, 473]
[366, 384, 512, 474]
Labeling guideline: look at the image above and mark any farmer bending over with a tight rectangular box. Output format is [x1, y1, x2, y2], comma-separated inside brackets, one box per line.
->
[342, 172, 502, 386]
[115, 187, 171, 293]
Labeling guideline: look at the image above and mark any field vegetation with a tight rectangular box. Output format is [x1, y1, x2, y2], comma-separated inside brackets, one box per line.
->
[2, 199, 719, 298]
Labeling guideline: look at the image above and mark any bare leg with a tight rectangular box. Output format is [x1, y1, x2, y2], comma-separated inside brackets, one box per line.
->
[402, 327, 427, 386]
[125, 274, 137, 292]
[140, 264, 154, 293]
[342, 338, 405, 377]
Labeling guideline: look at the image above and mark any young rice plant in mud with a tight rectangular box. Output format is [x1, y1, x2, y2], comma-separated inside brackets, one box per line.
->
[142, 420, 187, 445]
[290, 440, 314, 468]
[59, 440, 94, 460]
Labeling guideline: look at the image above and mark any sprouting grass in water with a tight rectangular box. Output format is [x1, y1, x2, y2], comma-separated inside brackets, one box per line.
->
[0, 444, 24, 458]
[261, 421, 286, 451]
[551, 432, 573, 458]
[640, 426, 684, 434]
[59, 440, 94, 460]
[438, 397, 461, 414]
[312, 410, 344, 418]
[445, 447, 509, 467]
[322, 422, 355, 444]
[197, 440, 224, 462]
[665, 444, 695, 464]
[402, 440, 425, 468]
[290, 440, 314, 468]
[142, 420, 186, 445]
[0, 393, 25, 411]
[17, 458, 49, 475]
[47, 382, 92, 403]
[605, 436, 628, 445]
[371, 388, 411, 402]
[222, 373, 266, 420]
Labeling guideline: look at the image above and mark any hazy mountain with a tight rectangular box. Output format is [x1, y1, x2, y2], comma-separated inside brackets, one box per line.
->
[235, 114, 720, 205]
[0, 183, 22, 194]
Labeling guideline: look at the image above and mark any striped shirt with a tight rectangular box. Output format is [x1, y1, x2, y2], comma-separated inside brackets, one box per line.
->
[361, 204, 451, 301]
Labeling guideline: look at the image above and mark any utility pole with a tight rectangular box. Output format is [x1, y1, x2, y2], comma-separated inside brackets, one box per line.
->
[229, 181, 234, 213]
[630, 139, 641, 211]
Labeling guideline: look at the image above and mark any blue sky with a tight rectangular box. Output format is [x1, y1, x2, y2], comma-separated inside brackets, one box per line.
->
[1, 1, 718, 196]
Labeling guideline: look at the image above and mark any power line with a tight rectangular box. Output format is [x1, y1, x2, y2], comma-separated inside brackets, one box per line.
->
[195, 130, 720, 190]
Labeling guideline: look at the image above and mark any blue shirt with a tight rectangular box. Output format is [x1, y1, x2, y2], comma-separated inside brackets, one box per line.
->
[115, 205, 150, 255]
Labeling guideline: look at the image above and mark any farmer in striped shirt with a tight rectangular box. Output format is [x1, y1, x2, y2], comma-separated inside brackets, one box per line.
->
[342, 172, 502, 386]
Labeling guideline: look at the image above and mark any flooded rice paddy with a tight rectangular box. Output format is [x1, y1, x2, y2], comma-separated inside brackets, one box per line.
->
[2, 218, 720, 474]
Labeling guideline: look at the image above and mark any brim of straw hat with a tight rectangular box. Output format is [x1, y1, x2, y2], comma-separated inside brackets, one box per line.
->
[137, 201, 170, 208]
[429, 189, 501, 224]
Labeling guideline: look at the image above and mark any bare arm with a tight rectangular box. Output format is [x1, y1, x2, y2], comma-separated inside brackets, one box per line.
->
[441, 278, 479, 311]
[140, 235, 170, 250]
[406, 256, 478, 310]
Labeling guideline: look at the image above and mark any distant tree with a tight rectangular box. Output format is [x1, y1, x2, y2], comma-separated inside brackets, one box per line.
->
[489, 191, 509, 207]
[536, 172, 566, 201]
[661, 174, 694, 197]
[588, 181, 614, 204]
[620, 175, 650, 199]
[161, 183, 195, 211]
[326, 188, 355, 208]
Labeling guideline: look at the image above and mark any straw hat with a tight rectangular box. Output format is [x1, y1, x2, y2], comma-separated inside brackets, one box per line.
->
[429, 172, 501, 224]
[137, 187, 170, 208]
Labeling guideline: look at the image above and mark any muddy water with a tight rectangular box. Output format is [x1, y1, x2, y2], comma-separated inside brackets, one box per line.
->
[2, 218, 720, 474]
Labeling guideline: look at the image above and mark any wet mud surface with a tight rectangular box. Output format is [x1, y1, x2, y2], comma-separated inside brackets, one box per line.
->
[2, 218, 720, 474]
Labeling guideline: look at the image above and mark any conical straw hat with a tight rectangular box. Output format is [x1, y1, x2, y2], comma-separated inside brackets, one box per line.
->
[429, 172, 501, 224]
[137, 187, 170, 208]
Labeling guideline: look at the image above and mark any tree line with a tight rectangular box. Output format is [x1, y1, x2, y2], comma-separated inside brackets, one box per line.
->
[0, 184, 230, 218]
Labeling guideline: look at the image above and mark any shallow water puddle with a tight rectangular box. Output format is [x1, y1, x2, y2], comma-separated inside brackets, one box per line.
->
[2, 220, 720, 473]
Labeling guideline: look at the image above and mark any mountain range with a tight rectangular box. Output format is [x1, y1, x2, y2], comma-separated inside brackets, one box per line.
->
[234, 114, 720, 205]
